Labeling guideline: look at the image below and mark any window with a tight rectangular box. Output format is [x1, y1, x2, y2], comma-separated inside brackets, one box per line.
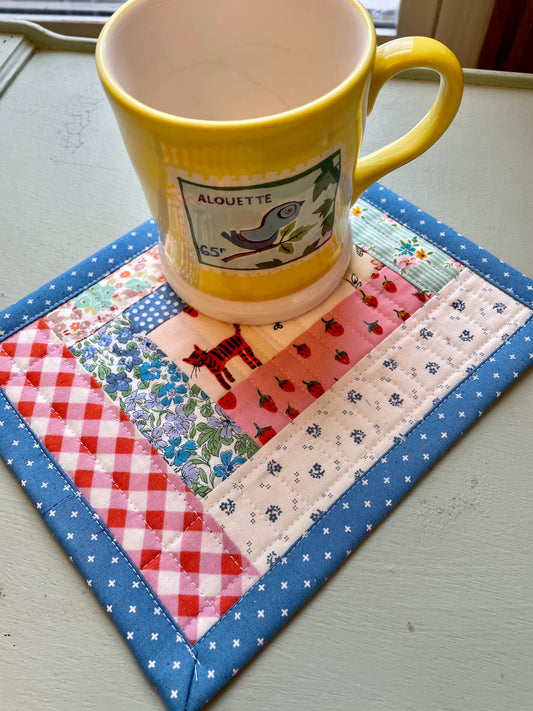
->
[0, 0, 120, 21]
[0, 0, 122, 37]
[1, 0, 403, 38]
[363, 0, 401, 35]
[0, 0, 496, 67]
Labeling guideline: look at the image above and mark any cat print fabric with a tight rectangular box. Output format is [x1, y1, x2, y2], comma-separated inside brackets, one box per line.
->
[182, 324, 262, 391]
[207, 265, 432, 446]
[147, 264, 433, 450]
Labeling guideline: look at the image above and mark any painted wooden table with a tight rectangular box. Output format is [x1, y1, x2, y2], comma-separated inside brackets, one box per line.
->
[0, 22, 532, 711]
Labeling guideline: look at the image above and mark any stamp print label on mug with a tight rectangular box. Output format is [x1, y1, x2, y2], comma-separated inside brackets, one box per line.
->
[177, 150, 342, 272]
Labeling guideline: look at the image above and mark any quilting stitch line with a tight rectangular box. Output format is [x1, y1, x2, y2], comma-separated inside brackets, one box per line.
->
[309, 277, 427, 353]
[7, 319, 263, 571]
[204, 418, 354, 508]
[69, 318, 261, 499]
[202, 273, 531, 567]
[337, 307, 519, 388]
[192, 269, 429, 452]
[182, 317, 277, 369]
[204, 299, 520, 501]
[258, 312, 532, 565]
[351, 200, 459, 293]
[45, 247, 163, 348]
[2, 362, 210, 601]
[1, 204, 532, 706]
[203, 269, 522, 492]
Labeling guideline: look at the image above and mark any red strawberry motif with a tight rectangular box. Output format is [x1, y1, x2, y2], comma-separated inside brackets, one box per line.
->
[382, 277, 397, 293]
[413, 290, 429, 302]
[322, 317, 344, 336]
[303, 380, 325, 398]
[183, 304, 199, 317]
[359, 289, 378, 308]
[394, 309, 410, 321]
[334, 349, 350, 365]
[275, 376, 295, 392]
[257, 388, 278, 413]
[370, 271, 380, 279]
[217, 392, 237, 410]
[254, 423, 277, 445]
[364, 320, 384, 335]
[285, 403, 300, 420]
[293, 343, 311, 358]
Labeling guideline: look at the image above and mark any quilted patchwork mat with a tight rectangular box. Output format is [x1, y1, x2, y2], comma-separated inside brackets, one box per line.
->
[1, 183, 532, 709]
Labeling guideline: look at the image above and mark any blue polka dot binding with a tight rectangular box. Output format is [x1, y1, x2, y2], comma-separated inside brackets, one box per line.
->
[0, 185, 531, 710]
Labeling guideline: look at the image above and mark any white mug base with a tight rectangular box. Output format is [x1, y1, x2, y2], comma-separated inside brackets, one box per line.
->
[160, 237, 353, 325]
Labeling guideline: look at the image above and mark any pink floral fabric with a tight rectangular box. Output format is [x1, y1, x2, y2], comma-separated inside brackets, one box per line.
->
[44, 246, 164, 346]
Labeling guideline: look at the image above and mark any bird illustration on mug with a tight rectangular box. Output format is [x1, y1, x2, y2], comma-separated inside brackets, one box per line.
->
[221, 201, 304, 251]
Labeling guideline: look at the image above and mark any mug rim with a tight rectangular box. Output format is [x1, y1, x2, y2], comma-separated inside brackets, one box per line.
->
[95, 0, 376, 130]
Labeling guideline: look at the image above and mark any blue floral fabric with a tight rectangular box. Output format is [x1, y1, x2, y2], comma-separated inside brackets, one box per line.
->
[71, 315, 259, 496]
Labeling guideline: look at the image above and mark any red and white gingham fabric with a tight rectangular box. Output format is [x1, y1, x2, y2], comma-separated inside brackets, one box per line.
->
[0, 320, 259, 642]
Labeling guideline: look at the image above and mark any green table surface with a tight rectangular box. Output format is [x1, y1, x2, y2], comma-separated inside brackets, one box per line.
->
[1, 24, 532, 711]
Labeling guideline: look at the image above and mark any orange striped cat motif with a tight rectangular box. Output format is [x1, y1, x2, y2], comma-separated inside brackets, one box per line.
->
[183, 324, 262, 390]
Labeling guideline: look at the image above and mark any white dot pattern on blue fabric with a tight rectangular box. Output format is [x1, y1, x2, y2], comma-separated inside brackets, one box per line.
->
[0, 390, 196, 710]
[124, 283, 185, 333]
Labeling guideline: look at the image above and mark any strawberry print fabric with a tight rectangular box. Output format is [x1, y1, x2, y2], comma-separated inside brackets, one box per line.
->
[200, 267, 531, 571]
[1, 183, 532, 710]
[221, 265, 432, 446]
[146, 244, 385, 402]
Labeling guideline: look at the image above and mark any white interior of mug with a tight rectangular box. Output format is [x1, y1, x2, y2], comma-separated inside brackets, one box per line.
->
[102, 0, 370, 121]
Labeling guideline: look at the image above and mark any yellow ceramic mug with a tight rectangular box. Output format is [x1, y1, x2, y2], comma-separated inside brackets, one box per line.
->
[96, 0, 463, 324]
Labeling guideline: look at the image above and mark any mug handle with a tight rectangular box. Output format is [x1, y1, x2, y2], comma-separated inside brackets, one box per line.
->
[353, 36, 464, 199]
